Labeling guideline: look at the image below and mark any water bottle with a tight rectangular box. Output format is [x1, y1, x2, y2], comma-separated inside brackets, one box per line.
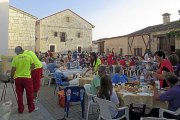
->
[155, 81, 160, 90]
[132, 72, 137, 81]
[80, 89, 84, 101]
[140, 73, 145, 84]
[66, 89, 71, 101]
[67, 62, 71, 69]
[76, 60, 79, 69]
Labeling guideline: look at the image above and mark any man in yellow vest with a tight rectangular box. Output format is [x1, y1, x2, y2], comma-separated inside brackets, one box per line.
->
[11, 46, 36, 113]
[23, 49, 43, 102]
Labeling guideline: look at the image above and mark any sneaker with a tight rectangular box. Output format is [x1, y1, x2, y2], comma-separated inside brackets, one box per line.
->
[34, 107, 39, 111]
[33, 97, 39, 103]
[29, 107, 39, 113]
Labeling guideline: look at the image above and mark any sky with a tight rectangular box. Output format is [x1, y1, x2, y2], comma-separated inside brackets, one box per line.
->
[10, 0, 180, 41]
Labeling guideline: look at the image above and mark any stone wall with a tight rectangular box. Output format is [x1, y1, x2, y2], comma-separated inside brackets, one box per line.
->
[8, 6, 37, 55]
[37, 9, 93, 53]
[128, 35, 150, 56]
[104, 36, 128, 55]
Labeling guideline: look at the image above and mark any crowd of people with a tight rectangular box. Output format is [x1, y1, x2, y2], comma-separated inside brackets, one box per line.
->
[10, 46, 180, 119]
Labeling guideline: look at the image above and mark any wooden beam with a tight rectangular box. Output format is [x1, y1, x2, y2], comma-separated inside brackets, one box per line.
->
[128, 37, 133, 55]
[142, 35, 148, 50]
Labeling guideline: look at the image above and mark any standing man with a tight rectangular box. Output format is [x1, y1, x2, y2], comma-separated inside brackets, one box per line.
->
[11, 46, 35, 113]
[23, 49, 43, 102]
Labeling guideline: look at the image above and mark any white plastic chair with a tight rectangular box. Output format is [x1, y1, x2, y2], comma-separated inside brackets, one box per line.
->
[159, 108, 180, 119]
[140, 117, 176, 120]
[94, 97, 129, 120]
[69, 73, 80, 86]
[84, 84, 98, 120]
[42, 69, 54, 87]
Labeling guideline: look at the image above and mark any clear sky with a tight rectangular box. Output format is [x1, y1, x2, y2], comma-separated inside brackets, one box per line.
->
[10, 0, 180, 40]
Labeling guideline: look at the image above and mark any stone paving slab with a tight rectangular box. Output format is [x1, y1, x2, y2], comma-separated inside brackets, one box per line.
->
[39, 84, 99, 120]
[0, 82, 99, 120]
[0, 82, 55, 120]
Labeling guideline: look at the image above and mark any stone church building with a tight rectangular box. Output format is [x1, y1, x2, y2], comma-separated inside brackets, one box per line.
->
[35, 9, 94, 53]
[9, 6, 37, 55]
[8, 6, 94, 55]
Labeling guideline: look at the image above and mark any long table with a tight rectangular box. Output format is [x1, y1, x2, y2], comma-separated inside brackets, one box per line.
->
[114, 87, 167, 109]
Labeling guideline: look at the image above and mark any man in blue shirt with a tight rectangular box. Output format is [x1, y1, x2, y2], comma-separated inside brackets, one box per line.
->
[112, 66, 128, 85]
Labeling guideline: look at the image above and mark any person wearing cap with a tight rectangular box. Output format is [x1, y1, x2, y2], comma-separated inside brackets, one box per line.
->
[23, 49, 43, 102]
[11, 46, 36, 113]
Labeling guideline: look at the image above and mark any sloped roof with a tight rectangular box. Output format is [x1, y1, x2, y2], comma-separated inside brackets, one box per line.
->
[38, 9, 94, 28]
[128, 20, 180, 36]
[10, 6, 37, 19]
[96, 35, 127, 42]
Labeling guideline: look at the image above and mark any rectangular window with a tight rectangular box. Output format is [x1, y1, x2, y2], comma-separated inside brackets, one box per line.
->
[119, 48, 123, 56]
[134, 48, 142, 56]
[66, 17, 70, 22]
[77, 46, 82, 53]
[77, 33, 81, 38]
[60, 32, 66, 42]
[54, 32, 58, 37]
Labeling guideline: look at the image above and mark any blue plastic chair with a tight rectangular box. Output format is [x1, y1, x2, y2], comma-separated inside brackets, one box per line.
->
[64, 86, 85, 118]
[54, 72, 69, 94]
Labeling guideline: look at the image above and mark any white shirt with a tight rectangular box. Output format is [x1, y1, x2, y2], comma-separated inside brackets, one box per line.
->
[109, 91, 120, 118]
[144, 53, 149, 61]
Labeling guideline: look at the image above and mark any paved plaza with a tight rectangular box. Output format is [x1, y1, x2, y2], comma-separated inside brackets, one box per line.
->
[0, 82, 99, 120]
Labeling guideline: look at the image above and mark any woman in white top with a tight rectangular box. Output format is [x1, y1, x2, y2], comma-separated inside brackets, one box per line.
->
[97, 75, 125, 119]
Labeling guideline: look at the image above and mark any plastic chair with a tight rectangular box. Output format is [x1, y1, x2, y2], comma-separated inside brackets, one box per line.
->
[54, 72, 69, 94]
[69, 73, 80, 86]
[42, 69, 55, 87]
[159, 108, 180, 119]
[84, 84, 98, 120]
[94, 97, 129, 120]
[64, 86, 85, 118]
[140, 117, 176, 120]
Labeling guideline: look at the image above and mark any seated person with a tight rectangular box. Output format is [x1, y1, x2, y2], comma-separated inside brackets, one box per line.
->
[54, 69, 69, 86]
[90, 66, 106, 95]
[149, 72, 180, 119]
[55, 69, 74, 82]
[112, 66, 128, 85]
[47, 62, 60, 73]
[97, 75, 124, 119]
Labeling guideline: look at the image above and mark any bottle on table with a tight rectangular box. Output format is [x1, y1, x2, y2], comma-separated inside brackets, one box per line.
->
[139, 73, 145, 84]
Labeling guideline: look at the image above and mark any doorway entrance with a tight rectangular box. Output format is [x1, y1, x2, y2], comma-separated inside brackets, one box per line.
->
[49, 45, 55, 52]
